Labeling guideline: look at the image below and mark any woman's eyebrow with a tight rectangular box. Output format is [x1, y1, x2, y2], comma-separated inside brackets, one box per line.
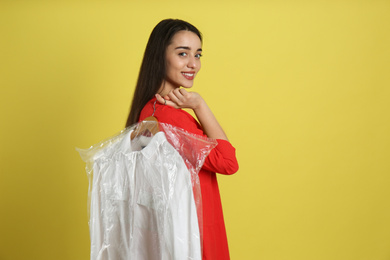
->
[175, 46, 202, 52]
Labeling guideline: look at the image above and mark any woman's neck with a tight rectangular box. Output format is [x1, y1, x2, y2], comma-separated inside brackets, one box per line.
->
[157, 81, 178, 97]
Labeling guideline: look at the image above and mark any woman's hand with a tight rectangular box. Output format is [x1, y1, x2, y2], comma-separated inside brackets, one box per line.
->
[156, 88, 203, 110]
[156, 88, 228, 140]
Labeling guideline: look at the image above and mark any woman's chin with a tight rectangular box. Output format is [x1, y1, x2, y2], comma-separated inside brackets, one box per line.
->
[180, 84, 194, 89]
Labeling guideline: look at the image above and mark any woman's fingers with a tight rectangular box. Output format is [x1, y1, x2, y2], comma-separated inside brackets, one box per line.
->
[172, 88, 185, 99]
[155, 93, 179, 108]
[155, 94, 166, 104]
[167, 89, 184, 106]
[157, 89, 200, 109]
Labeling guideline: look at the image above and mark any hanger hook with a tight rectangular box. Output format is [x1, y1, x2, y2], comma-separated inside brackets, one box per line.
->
[152, 100, 157, 116]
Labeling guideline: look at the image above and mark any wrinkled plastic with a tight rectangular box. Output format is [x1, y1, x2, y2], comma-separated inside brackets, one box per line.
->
[77, 122, 217, 260]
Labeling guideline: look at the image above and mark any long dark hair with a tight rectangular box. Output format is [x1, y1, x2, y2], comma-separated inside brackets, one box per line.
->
[125, 19, 202, 127]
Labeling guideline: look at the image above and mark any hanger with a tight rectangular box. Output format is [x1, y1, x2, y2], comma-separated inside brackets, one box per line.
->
[130, 100, 160, 140]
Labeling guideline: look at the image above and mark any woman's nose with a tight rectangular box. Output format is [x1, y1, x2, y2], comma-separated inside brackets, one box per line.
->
[187, 56, 197, 69]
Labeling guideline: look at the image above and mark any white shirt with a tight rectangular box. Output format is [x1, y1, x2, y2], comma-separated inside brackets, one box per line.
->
[85, 128, 206, 260]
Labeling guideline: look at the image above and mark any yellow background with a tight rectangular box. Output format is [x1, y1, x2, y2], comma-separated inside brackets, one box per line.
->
[1, 1, 389, 259]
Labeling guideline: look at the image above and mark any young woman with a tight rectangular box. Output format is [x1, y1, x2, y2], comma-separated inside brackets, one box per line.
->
[126, 19, 239, 260]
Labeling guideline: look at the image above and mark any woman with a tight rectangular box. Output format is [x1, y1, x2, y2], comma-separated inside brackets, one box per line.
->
[126, 19, 239, 260]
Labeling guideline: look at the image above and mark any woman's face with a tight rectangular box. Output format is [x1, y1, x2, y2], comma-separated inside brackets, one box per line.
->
[164, 30, 202, 91]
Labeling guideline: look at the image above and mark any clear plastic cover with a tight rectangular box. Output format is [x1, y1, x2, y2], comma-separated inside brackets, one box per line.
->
[77, 121, 217, 260]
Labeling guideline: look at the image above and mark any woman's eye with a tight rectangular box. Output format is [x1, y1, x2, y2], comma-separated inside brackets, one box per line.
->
[179, 52, 187, 57]
[195, 53, 202, 58]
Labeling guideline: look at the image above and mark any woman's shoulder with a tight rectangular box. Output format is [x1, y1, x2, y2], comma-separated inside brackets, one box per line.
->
[156, 104, 201, 133]
[140, 97, 203, 135]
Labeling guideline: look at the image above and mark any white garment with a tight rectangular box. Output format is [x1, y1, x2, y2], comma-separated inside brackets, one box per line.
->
[89, 130, 202, 260]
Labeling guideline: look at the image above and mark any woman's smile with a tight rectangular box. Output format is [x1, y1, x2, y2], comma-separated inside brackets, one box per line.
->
[182, 71, 195, 80]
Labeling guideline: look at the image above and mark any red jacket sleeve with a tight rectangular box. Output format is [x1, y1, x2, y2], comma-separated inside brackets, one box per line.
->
[139, 99, 239, 175]
[202, 139, 239, 175]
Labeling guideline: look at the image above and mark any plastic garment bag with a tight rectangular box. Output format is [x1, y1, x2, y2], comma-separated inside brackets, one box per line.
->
[77, 122, 217, 260]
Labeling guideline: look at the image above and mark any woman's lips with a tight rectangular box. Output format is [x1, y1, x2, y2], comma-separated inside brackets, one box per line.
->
[182, 72, 195, 80]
